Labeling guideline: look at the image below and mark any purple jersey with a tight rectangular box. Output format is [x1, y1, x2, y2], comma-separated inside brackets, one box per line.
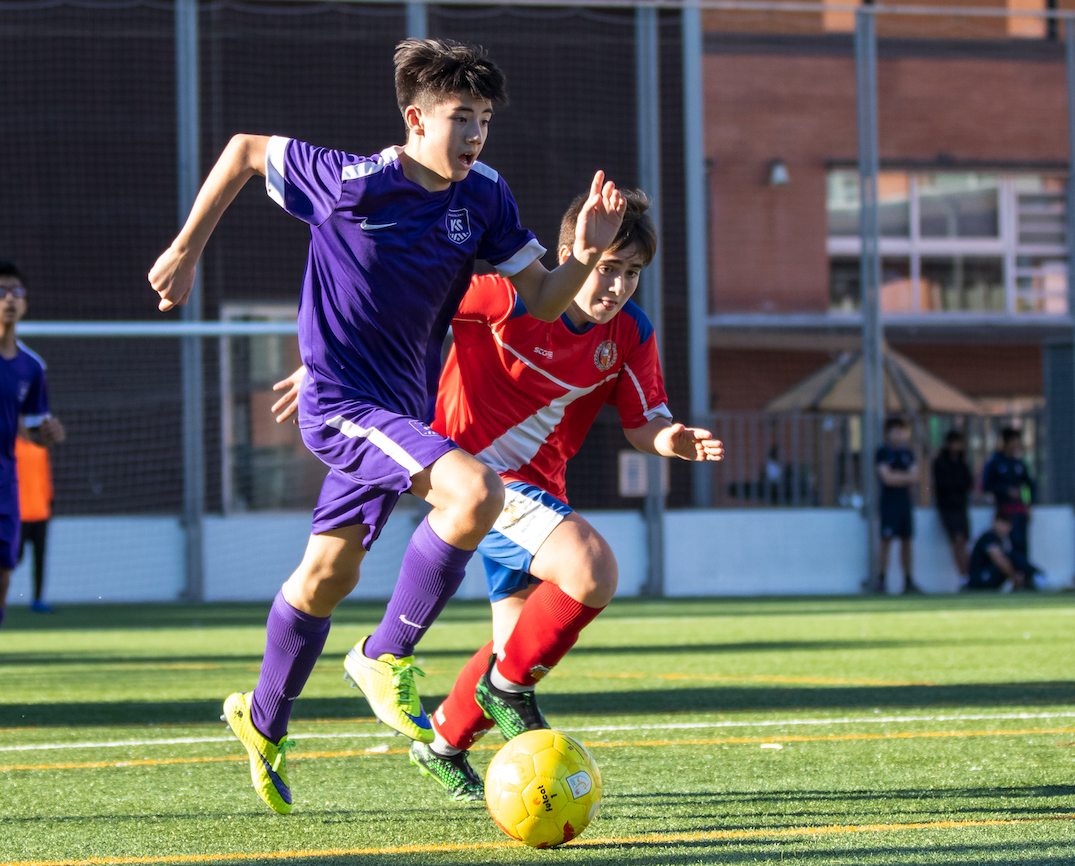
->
[265, 137, 545, 424]
[0, 342, 49, 516]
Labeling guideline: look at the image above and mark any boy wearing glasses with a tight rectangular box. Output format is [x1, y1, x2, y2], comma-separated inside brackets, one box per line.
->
[0, 261, 65, 627]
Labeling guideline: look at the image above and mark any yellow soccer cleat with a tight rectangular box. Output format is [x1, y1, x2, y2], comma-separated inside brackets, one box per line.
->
[222, 692, 295, 815]
[343, 636, 434, 743]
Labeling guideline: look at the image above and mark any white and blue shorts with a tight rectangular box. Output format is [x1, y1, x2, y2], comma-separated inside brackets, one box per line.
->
[477, 482, 573, 602]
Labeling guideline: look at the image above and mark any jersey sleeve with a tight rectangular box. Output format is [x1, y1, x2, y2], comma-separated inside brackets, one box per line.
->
[264, 136, 348, 226]
[476, 174, 546, 277]
[607, 311, 671, 429]
[452, 274, 519, 331]
[21, 362, 49, 427]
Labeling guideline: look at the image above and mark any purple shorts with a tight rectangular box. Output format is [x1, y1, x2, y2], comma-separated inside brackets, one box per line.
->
[301, 403, 457, 548]
[0, 512, 19, 570]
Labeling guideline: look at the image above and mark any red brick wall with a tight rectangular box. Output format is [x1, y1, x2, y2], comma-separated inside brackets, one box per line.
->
[711, 344, 1042, 412]
[895, 343, 1043, 397]
[705, 50, 1069, 313]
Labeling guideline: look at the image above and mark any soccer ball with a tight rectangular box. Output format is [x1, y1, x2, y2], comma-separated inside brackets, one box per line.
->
[484, 729, 602, 848]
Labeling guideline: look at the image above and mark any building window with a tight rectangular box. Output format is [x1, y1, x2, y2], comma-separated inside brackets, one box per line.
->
[219, 304, 326, 513]
[826, 170, 1068, 315]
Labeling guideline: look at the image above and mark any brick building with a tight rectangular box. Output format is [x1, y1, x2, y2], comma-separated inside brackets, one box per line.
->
[694, 1, 1075, 504]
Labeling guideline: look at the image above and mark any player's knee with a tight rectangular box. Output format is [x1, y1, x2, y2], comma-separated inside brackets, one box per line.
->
[455, 464, 504, 530]
[567, 535, 618, 608]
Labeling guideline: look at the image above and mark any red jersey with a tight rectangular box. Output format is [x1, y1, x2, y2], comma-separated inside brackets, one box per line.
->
[434, 274, 670, 503]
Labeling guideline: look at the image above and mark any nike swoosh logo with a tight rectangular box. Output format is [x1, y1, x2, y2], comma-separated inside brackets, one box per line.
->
[360, 219, 397, 230]
[257, 751, 292, 805]
[399, 614, 426, 628]
[405, 708, 433, 729]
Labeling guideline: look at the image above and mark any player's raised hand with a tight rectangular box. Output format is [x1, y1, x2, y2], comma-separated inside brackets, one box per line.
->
[659, 423, 724, 463]
[271, 366, 306, 424]
[149, 245, 198, 311]
[572, 170, 626, 267]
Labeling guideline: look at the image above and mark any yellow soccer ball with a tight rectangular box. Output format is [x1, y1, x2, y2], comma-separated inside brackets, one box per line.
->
[484, 729, 602, 848]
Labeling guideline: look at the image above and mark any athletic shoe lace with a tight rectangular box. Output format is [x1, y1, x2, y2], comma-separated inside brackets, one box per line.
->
[389, 660, 426, 706]
[272, 738, 296, 773]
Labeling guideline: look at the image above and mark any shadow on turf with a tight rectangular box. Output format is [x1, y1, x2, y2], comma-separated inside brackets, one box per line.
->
[2, 637, 1051, 666]
[7, 678, 1075, 726]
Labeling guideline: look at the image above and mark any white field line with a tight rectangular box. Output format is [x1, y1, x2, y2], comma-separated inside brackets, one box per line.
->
[4, 710, 1075, 754]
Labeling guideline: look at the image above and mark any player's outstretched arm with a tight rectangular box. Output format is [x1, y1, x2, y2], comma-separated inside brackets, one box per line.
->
[149, 134, 270, 311]
[271, 366, 306, 424]
[624, 419, 724, 462]
[508, 170, 626, 322]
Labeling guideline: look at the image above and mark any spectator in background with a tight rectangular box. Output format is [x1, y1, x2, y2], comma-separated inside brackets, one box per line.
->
[873, 416, 921, 594]
[966, 511, 1040, 591]
[17, 427, 53, 612]
[982, 427, 1035, 584]
[932, 430, 973, 577]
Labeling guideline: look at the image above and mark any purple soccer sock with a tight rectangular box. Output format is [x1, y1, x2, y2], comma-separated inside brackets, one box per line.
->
[250, 590, 331, 743]
[365, 517, 473, 659]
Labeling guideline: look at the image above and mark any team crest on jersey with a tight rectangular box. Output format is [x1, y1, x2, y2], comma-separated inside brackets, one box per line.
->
[445, 208, 472, 244]
[17, 381, 29, 403]
[593, 340, 618, 371]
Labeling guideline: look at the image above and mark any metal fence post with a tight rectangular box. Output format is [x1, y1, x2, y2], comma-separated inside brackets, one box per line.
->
[856, 8, 883, 590]
[682, 0, 712, 509]
[636, 6, 665, 596]
[1065, 17, 1075, 529]
[176, 0, 204, 602]
[406, 2, 427, 39]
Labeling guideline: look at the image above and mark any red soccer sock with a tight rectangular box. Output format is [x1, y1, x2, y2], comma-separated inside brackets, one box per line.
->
[432, 640, 496, 751]
[497, 582, 604, 687]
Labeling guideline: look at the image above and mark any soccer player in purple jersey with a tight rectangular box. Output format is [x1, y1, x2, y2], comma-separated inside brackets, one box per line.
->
[0, 261, 65, 629]
[148, 38, 625, 815]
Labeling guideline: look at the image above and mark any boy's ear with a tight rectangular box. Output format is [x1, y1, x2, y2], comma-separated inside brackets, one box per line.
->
[557, 245, 572, 266]
[404, 104, 424, 137]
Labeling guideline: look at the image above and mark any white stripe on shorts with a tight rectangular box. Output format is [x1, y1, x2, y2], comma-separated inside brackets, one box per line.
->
[325, 415, 424, 476]
[492, 486, 567, 556]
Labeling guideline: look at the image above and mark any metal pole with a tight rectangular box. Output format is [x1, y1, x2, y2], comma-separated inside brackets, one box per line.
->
[1065, 18, 1075, 522]
[682, 0, 712, 508]
[406, 2, 427, 39]
[176, 0, 204, 602]
[636, 6, 665, 596]
[855, 8, 883, 591]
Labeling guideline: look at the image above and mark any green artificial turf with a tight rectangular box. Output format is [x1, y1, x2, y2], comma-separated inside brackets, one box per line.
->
[3, 595, 1075, 865]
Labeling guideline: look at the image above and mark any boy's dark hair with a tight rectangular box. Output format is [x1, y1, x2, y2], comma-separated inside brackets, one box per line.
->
[884, 416, 908, 434]
[993, 510, 1013, 525]
[558, 188, 657, 266]
[945, 429, 965, 445]
[0, 260, 25, 285]
[394, 38, 508, 115]
[1000, 426, 1022, 445]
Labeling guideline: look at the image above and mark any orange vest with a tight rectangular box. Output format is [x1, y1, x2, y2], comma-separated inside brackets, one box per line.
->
[16, 437, 52, 522]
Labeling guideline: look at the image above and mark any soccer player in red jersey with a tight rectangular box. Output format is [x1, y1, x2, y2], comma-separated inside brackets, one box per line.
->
[274, 190, 722, 799]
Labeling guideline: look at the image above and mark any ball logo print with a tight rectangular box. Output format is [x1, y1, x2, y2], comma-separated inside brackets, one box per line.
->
[446, 208, 472, 244]
[566, 770, 592, 798]
[593, 340, 617, 371]
[485, 729, 602, 848]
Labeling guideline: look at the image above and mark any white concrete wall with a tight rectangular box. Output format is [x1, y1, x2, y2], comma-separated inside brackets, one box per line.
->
[664, 509, 868, 596]
[7, 506, 1073, 605]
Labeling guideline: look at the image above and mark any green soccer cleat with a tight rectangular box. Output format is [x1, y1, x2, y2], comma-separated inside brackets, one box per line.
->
[409, 740, 484, 802]
[222, 692, 296, 815]
[342, 636, 434, 743]
[475, 655, 550, 741]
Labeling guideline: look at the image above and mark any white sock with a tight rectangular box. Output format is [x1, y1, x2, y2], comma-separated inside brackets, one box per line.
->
[490, 660, 534, 694]
[430, 732, 462, 756]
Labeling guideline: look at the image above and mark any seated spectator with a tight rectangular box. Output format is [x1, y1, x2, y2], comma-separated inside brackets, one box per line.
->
[966, 512, 1040, 592]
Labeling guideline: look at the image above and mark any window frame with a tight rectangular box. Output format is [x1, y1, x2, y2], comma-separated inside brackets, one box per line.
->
[827, 171, 1068, 315]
